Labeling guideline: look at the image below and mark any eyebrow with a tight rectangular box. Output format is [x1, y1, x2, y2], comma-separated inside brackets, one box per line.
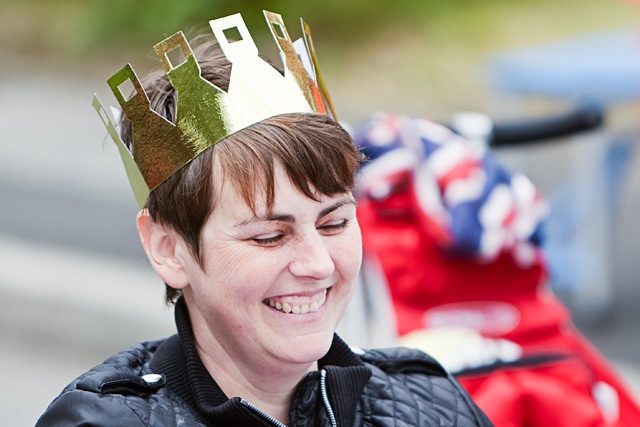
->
[234, 195, 355, 227]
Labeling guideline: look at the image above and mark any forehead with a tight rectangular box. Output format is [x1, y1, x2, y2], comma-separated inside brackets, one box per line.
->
[214, 166, 330, 231]
[213, 166, 355, 231]
[206, 114, 357, 217]
[213, 157, 291, 214]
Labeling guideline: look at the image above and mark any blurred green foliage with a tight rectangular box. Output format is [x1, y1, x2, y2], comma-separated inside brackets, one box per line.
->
[50, 0, 447, 44]
[0, 0, 458, 54]
[1, 0, 361, 54]
[76, 0, 509, 43]
[2, 0, 635, 60]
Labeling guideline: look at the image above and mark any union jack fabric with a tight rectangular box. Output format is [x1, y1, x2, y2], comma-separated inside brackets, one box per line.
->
[353, 112, 549, 267]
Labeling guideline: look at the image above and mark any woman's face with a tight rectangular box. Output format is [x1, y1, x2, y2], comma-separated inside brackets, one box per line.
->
[181, 161, 362, 368]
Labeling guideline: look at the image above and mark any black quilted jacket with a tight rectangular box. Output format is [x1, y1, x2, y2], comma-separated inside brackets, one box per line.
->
[37, 300, 493, 427]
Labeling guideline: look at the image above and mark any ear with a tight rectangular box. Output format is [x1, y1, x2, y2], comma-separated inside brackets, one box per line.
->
[136, 209, 190, 290]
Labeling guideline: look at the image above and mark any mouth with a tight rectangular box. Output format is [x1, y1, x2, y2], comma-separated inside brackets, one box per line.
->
[262, 288, 329, 314]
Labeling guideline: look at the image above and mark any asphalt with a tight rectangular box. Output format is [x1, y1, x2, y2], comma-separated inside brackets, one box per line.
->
[1, 69, 640, 426]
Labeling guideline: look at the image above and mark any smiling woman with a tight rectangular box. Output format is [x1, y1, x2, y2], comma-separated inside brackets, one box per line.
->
[35, 10, 493, 427]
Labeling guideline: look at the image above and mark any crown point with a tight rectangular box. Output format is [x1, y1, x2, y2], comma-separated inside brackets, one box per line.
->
[154, 31, 192, 74]
[209, 13, 258, 62]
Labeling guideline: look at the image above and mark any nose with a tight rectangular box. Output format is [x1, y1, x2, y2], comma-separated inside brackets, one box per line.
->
[288, 230, 335, 280]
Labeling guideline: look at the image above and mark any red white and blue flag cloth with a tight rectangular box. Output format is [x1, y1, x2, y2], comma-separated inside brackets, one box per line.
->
[353, 112, 549, 267]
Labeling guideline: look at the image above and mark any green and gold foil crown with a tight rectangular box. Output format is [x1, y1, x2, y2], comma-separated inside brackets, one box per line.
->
[93, 11, 337, 208]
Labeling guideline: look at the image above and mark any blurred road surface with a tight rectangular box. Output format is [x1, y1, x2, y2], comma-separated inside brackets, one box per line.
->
[1, 70, 639, 426]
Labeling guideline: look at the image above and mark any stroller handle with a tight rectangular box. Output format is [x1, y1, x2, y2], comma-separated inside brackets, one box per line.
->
[490, 104, 604, 147]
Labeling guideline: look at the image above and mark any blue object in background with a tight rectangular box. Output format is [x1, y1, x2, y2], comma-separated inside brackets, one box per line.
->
[489, 28, 640, 103]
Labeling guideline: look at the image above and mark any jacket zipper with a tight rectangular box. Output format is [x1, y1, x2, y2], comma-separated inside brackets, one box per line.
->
[240, 399, 287, 427]
[241, 369, 338, 427]
[320, 369, 338, 427]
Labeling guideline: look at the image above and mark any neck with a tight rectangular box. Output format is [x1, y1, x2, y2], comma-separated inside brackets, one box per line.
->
[189, 310, 318, 425]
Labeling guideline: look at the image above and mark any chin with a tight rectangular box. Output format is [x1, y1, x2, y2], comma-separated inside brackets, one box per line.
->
[275, 329, 335, 365]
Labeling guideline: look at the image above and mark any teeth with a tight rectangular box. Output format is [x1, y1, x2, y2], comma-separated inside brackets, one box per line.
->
[264, 290, 328, 315]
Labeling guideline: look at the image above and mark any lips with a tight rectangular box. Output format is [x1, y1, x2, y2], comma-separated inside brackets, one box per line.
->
[262, 288, 328, 314]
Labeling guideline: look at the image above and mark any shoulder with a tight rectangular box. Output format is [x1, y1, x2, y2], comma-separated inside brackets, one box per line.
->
[354, 346, 493, 427]
[356, 345, 449, 375]
[35, 338, 201, 427]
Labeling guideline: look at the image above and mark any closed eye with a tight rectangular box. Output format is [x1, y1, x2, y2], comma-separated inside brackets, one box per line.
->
[252, 234, 284, 246]
[318, 219, 348, 233]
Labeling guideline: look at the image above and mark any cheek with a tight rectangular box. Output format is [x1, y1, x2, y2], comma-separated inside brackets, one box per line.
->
[334, 225, 363, 279]
[203, 238, 259, 275]
[204, 243, 284, 296]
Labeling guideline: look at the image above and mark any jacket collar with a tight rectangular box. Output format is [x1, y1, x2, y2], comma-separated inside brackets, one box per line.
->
[150, 297, 371, 426]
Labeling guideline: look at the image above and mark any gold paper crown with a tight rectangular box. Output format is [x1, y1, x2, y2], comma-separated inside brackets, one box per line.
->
[93, 10, 337, 208]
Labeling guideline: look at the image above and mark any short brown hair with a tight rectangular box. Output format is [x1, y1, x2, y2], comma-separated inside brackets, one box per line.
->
[119, 37, 363, 303]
